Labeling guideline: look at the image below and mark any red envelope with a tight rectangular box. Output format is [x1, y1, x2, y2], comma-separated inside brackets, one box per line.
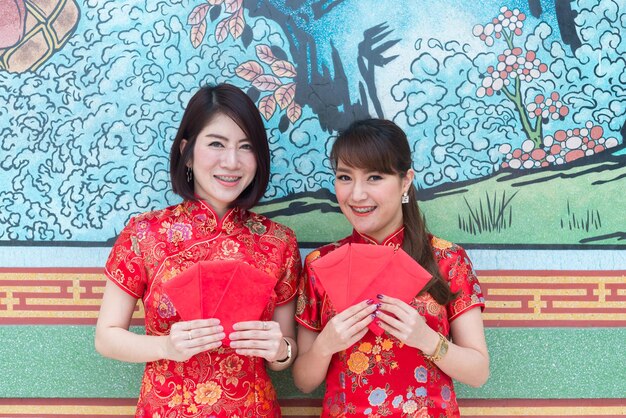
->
[310, 243, 432, 335]
[163, 260, 277, 345]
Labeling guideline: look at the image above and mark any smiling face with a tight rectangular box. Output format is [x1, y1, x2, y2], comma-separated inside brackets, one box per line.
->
[181, 112, 257, 217]
[334, 160, 414, 243]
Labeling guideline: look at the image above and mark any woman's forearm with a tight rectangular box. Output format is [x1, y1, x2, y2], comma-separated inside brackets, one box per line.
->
[95, 325, 168, 363]
[292, 330, 332, 393]
[433, 341, 489, 387]
[428, 308, 490, 387]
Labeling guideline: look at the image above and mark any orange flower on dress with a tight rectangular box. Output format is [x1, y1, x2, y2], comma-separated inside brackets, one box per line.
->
[431, 236, 453, 249]
[168, 393, 183, 407]
[381, 339, 394, 351]
[358, 342, 373, 353]
[255, 379, 277, 402]
[347, 351, 370, 375]
[220, 354, 243, 375]
[194, 381, 222, 405]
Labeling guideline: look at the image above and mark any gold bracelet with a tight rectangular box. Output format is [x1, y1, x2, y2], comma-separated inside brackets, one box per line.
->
[272, 338, 292, 364]
[424, 332, 449, 362]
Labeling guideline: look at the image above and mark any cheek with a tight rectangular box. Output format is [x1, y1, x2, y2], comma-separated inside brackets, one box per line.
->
[334, 184, 350, 204]
[243, 154, 257, 173]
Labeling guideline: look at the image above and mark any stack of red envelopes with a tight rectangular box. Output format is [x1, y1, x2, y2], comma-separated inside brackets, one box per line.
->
[310, 243, 431, 335]
[163, 260, 277, 345]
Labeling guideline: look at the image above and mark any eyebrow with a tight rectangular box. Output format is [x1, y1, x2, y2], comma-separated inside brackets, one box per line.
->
[202, 133, 249, 142]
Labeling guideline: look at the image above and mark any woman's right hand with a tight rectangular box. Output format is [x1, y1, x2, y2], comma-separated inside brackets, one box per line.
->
[163, 319, 225, 362]
[315, 300, 377, 357]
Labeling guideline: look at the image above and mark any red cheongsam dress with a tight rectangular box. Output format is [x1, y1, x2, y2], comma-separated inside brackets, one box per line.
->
[296, 228, 485, 418]
[105, 200, 301, 417]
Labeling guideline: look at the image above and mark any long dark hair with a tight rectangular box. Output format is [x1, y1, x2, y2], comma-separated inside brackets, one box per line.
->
[169, 83, 270, 210]
[330, 119, 456, 305]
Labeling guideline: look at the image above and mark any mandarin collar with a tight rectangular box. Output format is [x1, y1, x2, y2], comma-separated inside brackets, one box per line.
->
[183, 199, 244, 234]
[351, 227, 405, 248]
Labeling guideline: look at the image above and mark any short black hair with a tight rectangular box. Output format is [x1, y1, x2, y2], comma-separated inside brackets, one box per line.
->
[169, 84, 270, 209]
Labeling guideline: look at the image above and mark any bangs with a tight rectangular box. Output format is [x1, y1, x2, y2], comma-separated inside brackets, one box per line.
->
[331, 130, 399, 175]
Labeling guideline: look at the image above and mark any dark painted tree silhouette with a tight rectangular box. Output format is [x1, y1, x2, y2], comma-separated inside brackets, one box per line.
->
[188, 0, 399, 132]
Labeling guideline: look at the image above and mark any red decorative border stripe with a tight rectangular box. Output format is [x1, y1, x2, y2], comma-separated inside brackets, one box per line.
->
[1, 269, 625, 327]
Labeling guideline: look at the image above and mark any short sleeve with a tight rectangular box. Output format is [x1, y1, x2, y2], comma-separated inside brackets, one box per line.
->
[104, 217, 147, 299]
[295, 252, 324, 331]
[274, 228, 302, 305]
[442, 246, 485, 322]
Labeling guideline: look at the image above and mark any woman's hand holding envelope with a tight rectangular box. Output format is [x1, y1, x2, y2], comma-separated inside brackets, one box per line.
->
[229, 320, 286, 362]
[314, 300, 378, 357]
[163, 318, 226, 362]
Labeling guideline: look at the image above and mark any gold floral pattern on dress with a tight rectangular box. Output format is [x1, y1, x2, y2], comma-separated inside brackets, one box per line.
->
[296, 229, 481, 417]
[219, 354, 245, 386]
[220, 239, 240, 257]
[194, 381, 223, 405]
[105, 200, 300, 417]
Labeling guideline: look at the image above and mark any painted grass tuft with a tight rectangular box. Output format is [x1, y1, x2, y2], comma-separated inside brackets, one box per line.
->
[458, 190, 518, 235]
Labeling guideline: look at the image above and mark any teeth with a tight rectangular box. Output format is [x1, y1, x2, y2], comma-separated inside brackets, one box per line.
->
[352, 206, 375, 213]
[215, 175, 239, 182]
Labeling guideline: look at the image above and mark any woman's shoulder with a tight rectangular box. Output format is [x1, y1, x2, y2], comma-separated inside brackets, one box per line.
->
[126, 202, 188, 229]
[245, 210, 298, 240]
[430, 234, 466, 255]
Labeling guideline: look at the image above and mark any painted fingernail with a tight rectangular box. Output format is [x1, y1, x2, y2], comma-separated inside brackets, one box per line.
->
[376, 303, 382, 309]
[366, 299, 374, 305]
[376, 294, 383, 299]
[371, 312, 377, 318]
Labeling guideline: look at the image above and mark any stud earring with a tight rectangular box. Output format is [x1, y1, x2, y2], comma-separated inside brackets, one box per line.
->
[401, 192, 409, 204]
[186, 167, 193, 183]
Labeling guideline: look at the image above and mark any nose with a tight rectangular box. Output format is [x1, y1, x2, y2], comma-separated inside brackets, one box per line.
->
[351, 180, 367, 201]
[220, 146, 240, 169]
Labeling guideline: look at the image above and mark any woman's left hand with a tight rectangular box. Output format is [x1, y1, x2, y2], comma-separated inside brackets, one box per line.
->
[229, 320, 286, 362]
[374, 295, 434, 351]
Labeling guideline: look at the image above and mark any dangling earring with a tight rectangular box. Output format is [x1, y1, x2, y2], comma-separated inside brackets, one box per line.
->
[401, 192, 409, 204]
[186, 167, 193, 183]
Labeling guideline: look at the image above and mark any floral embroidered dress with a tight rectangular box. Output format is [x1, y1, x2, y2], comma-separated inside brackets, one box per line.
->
[105, 199, 301, 418]
[296, 228, 485, 418]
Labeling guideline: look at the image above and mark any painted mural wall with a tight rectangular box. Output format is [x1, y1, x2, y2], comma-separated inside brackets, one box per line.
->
[1, 0, 625, 416]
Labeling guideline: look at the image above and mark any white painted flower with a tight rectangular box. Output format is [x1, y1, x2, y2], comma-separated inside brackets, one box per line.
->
[566, 136, 582, 149]
[543, 135, 554, 146]
[522, 139, 535, 152]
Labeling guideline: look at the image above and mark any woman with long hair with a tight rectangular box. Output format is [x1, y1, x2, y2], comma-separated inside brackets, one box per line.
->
[293, 118, 488, 417]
